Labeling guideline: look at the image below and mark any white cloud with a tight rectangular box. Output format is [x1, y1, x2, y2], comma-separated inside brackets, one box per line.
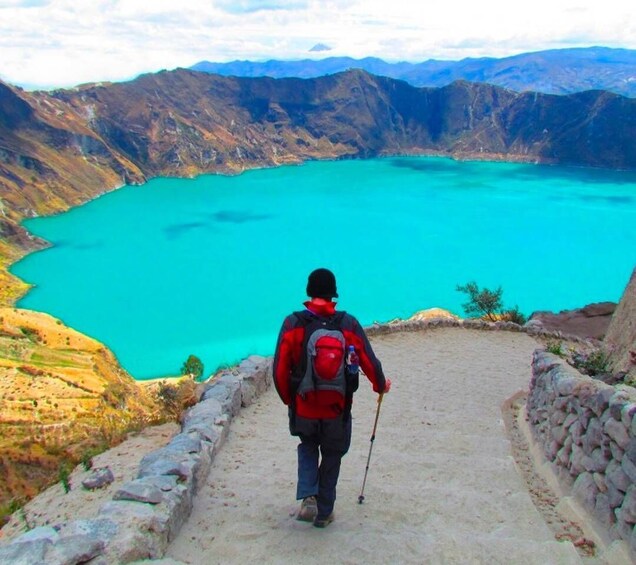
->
[0, 0, 634, 89]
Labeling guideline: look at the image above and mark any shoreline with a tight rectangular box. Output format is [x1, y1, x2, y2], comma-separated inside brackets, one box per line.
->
[1, 153, 630, 384]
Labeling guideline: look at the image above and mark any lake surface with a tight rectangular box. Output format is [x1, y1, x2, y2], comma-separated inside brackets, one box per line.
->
[11, 157, 636, 379]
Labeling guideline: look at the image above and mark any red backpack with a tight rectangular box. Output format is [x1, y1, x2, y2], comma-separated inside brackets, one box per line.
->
[291, 310, 348, 403]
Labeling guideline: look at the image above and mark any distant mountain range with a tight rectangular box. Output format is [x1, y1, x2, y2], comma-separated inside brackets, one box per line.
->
[191, 47, 636, 98]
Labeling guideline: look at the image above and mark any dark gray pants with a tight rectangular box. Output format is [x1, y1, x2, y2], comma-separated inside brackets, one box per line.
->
[293, 415, 352, 519]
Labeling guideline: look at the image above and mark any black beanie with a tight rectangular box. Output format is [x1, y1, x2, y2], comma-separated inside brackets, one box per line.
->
[306, 268, 338, 299]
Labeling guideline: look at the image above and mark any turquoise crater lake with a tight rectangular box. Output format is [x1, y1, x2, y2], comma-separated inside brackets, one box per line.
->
[11, 157, 636, 379]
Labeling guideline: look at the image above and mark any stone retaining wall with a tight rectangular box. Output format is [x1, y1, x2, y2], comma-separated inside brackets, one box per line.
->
[527, 350, 636, 553]
[0, 355, 272, 565]
[365, 315, 595, 344]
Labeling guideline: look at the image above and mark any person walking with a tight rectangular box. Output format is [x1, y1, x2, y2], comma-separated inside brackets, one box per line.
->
[273, 268, 391, 528]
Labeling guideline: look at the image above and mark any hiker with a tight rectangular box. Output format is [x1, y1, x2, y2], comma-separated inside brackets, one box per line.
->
[273, 268, 391, 528]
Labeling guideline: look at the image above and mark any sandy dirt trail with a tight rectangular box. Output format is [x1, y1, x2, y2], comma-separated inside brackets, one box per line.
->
[167, 328, 583, 564]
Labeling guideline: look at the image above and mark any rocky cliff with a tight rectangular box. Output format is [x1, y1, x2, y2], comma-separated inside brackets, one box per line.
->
[605, 268, 636, 380]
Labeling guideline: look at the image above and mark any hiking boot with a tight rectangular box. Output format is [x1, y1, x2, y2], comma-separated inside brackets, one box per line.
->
[313, 513, 335, 528]
[296, 496, 317, 522]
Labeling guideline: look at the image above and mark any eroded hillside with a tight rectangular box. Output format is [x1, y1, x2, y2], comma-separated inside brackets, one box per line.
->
[0, 308, 167, 521]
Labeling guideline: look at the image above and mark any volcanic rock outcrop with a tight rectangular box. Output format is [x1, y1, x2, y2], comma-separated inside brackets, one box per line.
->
[605, 268, 636, 380]
[528, 302, 617, 340]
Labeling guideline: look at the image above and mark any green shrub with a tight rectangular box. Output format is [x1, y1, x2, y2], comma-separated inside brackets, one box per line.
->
[19, 327, 40, 342]
[546, 339, 564, 356]
[574, 349, 610, 376]
[456, 281, 503, 321]
[181, 354, 204, 380]
[0, 498, 27, 529]
[81, 447, 102, 471]
[58, 463, 71, 493]
[503, 305, 527, 325]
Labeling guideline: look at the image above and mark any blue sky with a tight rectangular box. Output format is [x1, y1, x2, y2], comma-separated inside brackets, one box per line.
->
[0, 0, 634, 89]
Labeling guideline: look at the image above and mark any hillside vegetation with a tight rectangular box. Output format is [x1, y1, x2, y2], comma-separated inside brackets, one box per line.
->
[0, 308, 170, 523]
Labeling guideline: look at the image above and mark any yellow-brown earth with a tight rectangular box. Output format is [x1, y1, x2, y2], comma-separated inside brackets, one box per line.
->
[0, 307, 173, 523]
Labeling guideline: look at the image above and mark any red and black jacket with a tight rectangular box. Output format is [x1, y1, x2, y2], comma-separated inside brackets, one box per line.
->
[273, 300, 387, 419]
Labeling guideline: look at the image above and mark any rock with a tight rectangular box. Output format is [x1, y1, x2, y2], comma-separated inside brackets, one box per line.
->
[604, 267, 636, 379]
[616, 505, 636, 527]
[166, 433, 202, 455]
[114, 479, 165, 504]
[181, 398, 223, 428]
[45, 535, 105, 565]
[0, 539, 50, 565]
[621, 455, 636, 483]
[546, 439, 560, 459]
[611, 517, 634, 543]
[569, 420, 584, 445]
[621, 485, 636, 523]
[556, 375, 579, 396]
[181, 420, 219, 444]
[202, 376, 241, 417]
[605, 419, 631, 449]
[551, 424, 568, 445]
[582, 417, 603, 453]
[572, 472, 599, 511]
[607, 460, 631, 492]
[0, 354, 275, 565]
[550, 410, 566, 426]
[556, 444, 571, 465]
[531, 350, 560, 374]
[622, 403, 636, 429]
[563, 412, 578, 429]
[138, 458, 192, 481]
[585, 388, 614, 417]
[593, 472, 608, 493]
[608, 481, 625, 508]
[610, 441, 625, 462]
[570, 443, 586, 475]
[610, 399, 628, 421]
[587, 447, 610, 473]
[528, 302, 616, 339]
[239, 362, 271, 407]
[82, 467, 115, 490]
[57, 517, 119, 540]
[238, 355, 268, 374]
[14, 526, 59, 543]
[625, 439, 636, 465]
[594, 493, 614, 525]
[97, 501, 171, 562]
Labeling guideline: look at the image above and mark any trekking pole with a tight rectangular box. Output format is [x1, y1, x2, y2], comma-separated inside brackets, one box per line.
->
[358, 393, 384, 504]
